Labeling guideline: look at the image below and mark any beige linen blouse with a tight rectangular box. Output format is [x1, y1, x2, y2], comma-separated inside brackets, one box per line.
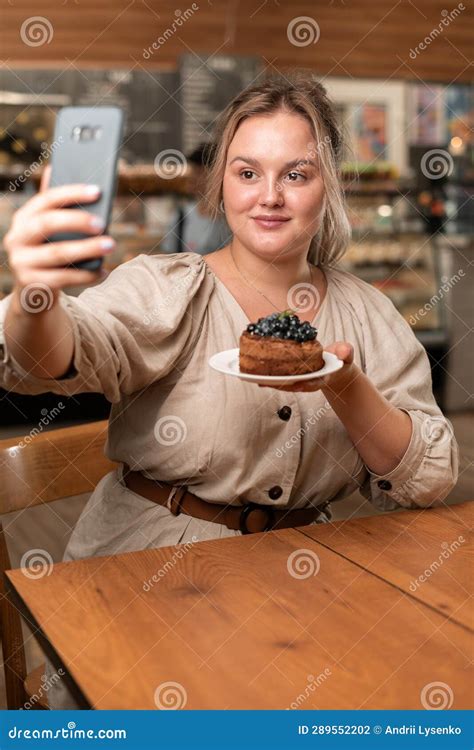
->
[0, 251, 458, 708]
[0, 250, 459, 527]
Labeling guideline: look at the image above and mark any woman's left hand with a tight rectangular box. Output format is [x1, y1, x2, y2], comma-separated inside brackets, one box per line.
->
[258, 342, 357, 392]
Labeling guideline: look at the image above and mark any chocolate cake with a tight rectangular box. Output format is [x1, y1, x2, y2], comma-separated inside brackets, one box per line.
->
[239, 310, 324, 376]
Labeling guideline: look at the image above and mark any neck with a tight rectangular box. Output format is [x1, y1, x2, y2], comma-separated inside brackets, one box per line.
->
[228, 238, 312, 291]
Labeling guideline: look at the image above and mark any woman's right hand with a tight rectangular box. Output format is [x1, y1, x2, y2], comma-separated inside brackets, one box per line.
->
[3, 165, 116, 299]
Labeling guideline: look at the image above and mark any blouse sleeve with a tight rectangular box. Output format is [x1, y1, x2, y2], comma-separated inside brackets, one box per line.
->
[344, 273, 459, 511]
[0, 252, 213, 404]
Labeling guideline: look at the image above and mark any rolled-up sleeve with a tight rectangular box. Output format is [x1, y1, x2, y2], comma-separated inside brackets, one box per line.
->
[352, 280, 459, 510]
[0, 252, 213, 404]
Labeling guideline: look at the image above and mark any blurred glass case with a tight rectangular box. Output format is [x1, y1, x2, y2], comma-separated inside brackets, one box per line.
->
[0, 103, 59, 170]
[342, 187, 448, 343]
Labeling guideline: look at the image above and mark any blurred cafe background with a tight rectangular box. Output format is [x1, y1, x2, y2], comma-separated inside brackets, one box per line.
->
[0, 3, 472, 527]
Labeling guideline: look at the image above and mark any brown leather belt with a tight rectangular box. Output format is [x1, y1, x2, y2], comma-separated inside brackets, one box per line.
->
[122, 463, 329, 534]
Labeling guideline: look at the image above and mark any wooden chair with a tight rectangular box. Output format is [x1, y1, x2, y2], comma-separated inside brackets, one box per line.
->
[0, 420, 116, 709]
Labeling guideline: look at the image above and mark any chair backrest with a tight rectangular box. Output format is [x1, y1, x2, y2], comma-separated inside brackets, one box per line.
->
[0, 419, 116, 514]
[0, 419, 116, 709]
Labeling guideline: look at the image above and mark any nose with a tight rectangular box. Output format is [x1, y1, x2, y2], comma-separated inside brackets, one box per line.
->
[259, 176, 284, 207]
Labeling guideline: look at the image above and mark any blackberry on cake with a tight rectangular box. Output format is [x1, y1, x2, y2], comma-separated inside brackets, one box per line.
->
[239, 310, 324, 376]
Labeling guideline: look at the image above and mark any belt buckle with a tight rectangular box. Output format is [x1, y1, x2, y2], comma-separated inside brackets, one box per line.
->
[239, 502, 275, 535]
[166, 485, 187, 516]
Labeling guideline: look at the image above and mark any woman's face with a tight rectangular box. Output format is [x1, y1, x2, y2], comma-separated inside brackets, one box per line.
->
[222, 110, 325, 262]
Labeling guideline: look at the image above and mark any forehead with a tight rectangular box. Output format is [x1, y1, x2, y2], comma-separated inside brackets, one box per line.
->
[228, 111, 314, 161]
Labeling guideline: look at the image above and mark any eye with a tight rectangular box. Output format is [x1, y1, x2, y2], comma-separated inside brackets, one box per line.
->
[286, 171, 306, 182]
[239, 169, 256, 180]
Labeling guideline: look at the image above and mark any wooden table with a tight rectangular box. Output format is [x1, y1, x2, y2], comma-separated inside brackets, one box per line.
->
[6, 502, 472, 710]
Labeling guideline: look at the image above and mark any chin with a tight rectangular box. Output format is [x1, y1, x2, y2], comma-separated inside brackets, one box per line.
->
[250, 231, 300, 255]
[242, 242, 295, 263]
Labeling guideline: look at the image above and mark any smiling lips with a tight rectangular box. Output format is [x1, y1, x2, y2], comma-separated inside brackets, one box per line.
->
[252, 215, 291, 229]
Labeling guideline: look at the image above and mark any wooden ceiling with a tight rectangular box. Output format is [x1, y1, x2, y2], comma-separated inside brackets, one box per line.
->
[1, 0, 472, 83]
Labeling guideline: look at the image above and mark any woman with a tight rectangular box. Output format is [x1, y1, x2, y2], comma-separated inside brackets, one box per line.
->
[1, 73, 458, 708]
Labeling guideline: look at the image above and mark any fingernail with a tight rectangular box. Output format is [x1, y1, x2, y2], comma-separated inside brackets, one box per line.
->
[90, 216, 105, 231]
[100, 237, 115, 252]
[84, 184, 100, 196]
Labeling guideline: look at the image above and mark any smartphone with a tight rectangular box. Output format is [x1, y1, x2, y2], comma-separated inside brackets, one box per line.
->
[47, 106, 124, 271]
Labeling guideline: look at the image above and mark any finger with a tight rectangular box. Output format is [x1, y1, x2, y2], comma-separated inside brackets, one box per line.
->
[10, 209, 105, 246]
[325, 341, 354, 364]
[20, 182, 101, 217]
[12, 236, 115, 270]
[337, 343, 354, 364]
[39, 164, 51, 193]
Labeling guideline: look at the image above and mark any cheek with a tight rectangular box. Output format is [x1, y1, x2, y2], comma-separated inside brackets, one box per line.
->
[223, 174, 258, 211]
[287, 184, 325, 226]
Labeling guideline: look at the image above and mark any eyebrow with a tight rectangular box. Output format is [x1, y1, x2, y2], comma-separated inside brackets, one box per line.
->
[229, 156, 317, 170]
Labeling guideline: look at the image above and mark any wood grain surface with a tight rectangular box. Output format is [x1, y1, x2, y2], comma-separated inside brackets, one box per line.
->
[0, 420, 115, 514]
[2, 1, 472, 82]
[6, 503, 473, 710]
[299, 502, 472, 630]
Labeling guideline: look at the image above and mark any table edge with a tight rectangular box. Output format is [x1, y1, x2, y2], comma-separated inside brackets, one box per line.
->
[5, 572, 92, 710]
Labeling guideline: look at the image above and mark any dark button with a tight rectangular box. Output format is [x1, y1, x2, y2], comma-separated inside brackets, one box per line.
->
[268, 485, 283, 500]
[277, 405, 292, 421]
[377, 480, 392, 491]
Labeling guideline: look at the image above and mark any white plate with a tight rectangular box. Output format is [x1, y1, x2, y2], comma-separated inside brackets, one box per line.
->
[209, 348, 343, 386]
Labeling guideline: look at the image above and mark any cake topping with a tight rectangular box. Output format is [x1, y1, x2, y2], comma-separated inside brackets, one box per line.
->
[246, 310, 318, 342]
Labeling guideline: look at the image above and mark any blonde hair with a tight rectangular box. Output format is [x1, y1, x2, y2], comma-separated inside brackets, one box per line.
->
[204, 71, 351, 267]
